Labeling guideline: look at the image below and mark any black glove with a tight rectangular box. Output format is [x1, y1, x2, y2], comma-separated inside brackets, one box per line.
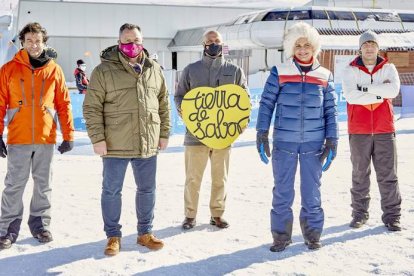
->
[58, 140, 74, 154]
[320, 138, 338, 171]
[0, 135, 7, 158]
[256, 130, 271, 164]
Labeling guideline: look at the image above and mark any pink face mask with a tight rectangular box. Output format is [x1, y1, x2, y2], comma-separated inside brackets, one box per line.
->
[118, 42, 144, 58]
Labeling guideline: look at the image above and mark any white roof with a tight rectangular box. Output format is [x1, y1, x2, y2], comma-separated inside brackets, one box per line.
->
[321, 32, 414, 50]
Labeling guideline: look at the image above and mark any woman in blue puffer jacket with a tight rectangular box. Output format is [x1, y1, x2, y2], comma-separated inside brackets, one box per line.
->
[256, 22, 338, 252]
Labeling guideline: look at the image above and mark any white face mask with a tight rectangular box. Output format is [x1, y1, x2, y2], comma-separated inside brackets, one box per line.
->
[79, 65, 86, 71]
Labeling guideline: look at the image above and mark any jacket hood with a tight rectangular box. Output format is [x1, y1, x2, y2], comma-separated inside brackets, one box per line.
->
[13, 47, 58, 67]
[100, 45, 120, 63]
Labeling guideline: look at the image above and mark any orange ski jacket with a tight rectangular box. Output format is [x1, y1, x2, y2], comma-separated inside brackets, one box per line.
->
[0, 49, 74, 144]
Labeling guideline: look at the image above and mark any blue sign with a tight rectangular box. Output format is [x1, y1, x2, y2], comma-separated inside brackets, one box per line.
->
[69, 85, 348, 135]
[70, 92, 87, 131]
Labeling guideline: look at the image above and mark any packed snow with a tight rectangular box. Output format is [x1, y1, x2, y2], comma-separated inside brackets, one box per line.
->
[0, 116, 413, 275]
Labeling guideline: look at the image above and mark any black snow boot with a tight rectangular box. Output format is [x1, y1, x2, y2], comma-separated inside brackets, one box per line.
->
[385, 220, 402, 232]
[34, 230, 53, 243]
[270, 232, 292, 252]
[300, 219, 322, 250]
[349, 217, 368, 228]
[0, 235, 13, 250]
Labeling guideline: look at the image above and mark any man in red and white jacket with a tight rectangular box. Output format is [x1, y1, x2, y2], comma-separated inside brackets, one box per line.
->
[342, 30, 402, 231]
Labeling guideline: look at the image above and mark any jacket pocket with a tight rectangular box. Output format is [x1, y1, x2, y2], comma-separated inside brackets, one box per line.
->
[45, 107, 58, 125]
[148, 112, 161, 150]
[104, 113, 133, 150]
[6, 108, 20, 125]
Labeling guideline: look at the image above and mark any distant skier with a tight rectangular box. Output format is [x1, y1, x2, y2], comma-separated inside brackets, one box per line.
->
[256, 22, 338, 252]
[342, 30, 402, 231]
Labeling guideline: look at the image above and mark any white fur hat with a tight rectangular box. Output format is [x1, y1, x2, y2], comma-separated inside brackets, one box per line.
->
[283, 22, 321, 59]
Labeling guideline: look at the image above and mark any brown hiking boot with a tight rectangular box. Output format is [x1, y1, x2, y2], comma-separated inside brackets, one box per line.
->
[137, 233, 164, 250]
[210, 217, 229, 229]
[104, 237, 121, 256]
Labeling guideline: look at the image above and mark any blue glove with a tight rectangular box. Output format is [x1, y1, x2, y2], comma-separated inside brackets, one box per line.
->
[256, 130, 271, 164]
[0, 135, 7, 158]
[320, 139, 337, 171]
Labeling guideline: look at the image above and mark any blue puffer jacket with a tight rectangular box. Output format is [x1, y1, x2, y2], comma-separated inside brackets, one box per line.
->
[256, 59, 338, 143]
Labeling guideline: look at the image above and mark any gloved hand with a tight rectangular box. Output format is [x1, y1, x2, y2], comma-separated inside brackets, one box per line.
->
[0, 135, 7, 158]
[57, 140, 74, 154]
[256, 130, 271, 164]
[320, 138, 338, 171]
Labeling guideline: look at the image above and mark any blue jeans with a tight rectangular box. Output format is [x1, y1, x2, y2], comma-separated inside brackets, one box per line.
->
[101, 156, 157, 237]
[271, 141, 324, 238]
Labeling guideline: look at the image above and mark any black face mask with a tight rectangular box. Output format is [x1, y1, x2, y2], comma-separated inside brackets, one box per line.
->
[204, 43, 222, 57]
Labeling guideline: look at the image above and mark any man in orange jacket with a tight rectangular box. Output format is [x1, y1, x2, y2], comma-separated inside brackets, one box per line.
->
[0, 22, 74, 250]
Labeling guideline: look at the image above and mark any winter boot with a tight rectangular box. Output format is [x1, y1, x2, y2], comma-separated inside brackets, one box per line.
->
[385, 220, 401, 232]
[137, 233, 164, 250]
[33, 230, 53, 243]
[300, 220, 322, 250]
[0, 236, 13, 250]
[104, 237, 121, 256]
[270, 232, 292, 252]
[349, 217, 368, 228]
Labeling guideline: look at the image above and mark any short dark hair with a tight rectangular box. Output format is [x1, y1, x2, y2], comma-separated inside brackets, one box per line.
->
[19, 22, 48, 44]
[119, 23, 141, 36]
[77, 59, 85, 65]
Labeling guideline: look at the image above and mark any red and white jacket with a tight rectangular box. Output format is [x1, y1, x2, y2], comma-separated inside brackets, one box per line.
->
[342, 56, 400, 134]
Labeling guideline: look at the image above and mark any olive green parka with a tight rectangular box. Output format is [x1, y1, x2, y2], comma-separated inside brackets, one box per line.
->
[83, 45, 171, 158]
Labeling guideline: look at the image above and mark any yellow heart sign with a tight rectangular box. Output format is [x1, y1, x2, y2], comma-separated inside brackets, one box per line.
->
[181, 84, 251, 149]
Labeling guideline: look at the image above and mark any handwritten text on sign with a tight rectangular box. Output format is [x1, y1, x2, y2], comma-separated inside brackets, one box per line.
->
[181, 84, 251, 149]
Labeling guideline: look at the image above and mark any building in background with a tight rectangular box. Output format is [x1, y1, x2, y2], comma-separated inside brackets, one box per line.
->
[2, 0, 414, 132]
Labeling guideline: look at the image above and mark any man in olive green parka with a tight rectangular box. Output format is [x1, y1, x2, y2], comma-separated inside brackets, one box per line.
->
[83, 23, 170, 256]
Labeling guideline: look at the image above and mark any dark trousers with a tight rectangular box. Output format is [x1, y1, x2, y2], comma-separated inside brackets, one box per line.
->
[349, 133, 401, 224]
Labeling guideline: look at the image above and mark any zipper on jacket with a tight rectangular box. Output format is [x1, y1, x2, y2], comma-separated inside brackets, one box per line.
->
[370, 73, 374, 135]
[143, 78, 151, 155]
[32, 69, 35, 144]
[300, 72, 305, 142]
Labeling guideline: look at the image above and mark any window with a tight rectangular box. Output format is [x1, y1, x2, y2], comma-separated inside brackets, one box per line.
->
[263, 11, 289, 21]
[311, 10, 328, 20]
[354, 12, 375, 21]
[374, 12, 400, 22]
[288, 10, 311, 20]
[399, 13, 414, 22]
[327, 11, 354, 20]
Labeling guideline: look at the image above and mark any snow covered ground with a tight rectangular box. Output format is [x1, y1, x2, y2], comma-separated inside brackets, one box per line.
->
[0, 117, 413, 276]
